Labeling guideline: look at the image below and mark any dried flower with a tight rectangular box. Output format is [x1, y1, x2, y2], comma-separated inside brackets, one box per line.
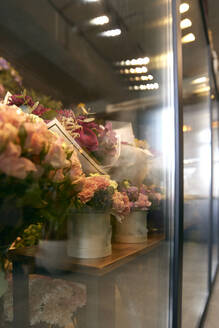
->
[4, 275, 86, 327]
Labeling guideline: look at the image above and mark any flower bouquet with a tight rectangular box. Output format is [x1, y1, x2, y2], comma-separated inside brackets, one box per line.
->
[67, 174, 130, 259]
[9, 98, 120, 169]
[112, 181, 162, 243]
[0, 103, 85, 272]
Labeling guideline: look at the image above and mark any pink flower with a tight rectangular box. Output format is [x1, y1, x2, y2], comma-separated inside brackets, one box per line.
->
[67, 152, 84, 184]
[0, 134, 37, 179]
[154, 192, 162, 201]
[53, 169, 65, 182]
[0, 104, 26, 127]
[78, 176, 110, 203]
[44, 141, 68, 169]
[23, 122, 49, 155]
[0, 155, 37, 179]
[112, 191, 130, 219]
[3, 141, 21, 157]
[0, 122, 18, 145]
[134, 193, 151, 210]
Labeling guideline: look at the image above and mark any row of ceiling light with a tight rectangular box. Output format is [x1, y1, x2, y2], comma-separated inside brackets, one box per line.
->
[81, 0, 121, 37]
[129, 83, 159, 91]
[83, 2, 194, 42]
[180, 3, 195, 44]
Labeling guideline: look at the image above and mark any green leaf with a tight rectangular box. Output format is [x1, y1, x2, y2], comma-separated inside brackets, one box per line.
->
[18, 125, 27, 149]
[41, 109, 57, 120]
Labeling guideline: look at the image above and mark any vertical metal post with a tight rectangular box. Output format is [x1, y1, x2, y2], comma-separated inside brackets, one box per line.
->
[12, 261, 29, 328]
[170, 0, 184, 327]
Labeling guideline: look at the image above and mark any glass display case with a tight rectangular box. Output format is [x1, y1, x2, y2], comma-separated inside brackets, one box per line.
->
[0, 1, 218, 328]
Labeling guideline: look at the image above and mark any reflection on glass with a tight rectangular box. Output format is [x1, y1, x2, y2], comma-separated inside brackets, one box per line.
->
[0, 0, 175, 328]
[182, 0, 210, 327]
[211, 86, 219, 281]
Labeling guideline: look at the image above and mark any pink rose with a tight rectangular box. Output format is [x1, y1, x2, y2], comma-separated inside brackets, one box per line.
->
[3, 142, 21, 157]
[0, 155, 37, 179]
[44, 142, 68, 169]
[53, 169, 65, 182]
[134, 193, 151, 210]
[0, 123, 18, 145]
[112, 191, 130, 219]
[0, 105, 26, 127]
[67, 152, 84, 184]
[78, 176, 110, 203]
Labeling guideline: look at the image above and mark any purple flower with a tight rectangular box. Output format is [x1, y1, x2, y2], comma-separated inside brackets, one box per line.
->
[0, 57, 9, 70]
[126, 186, 139, 201]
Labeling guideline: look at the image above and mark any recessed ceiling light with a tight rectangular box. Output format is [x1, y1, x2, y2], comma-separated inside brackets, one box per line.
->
[90, 15, 109, 25]
[180, 18, 192, 29]
[118, 57, 150, 66]
[100, 28, 121, 37]
[180, 3, 190, 14]
[183, 125, 192, 132]
[129, 83, 159, 91]
[182, 33, 195, 43]
[83, 0, 99, 2]
[194, 86, 210, 94]
[192, 76, 208, 84]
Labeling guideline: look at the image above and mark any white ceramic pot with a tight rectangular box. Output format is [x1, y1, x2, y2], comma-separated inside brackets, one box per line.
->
[67, 211, 112, 259]
[113, 211, 148, 243]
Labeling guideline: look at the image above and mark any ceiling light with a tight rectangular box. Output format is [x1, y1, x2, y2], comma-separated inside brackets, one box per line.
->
[129, 83, 159, 91]
[100, 29, 121, 37]
[180, 3, 190, 14]
[194, 86, 210, 94]
[83, 0, 99, 2]
[180, 18, 192, 29]
[90, 15, 109, 25]
[117, 56, 150, 66]
[192, 76, 208, 84]
[183, 125, 192, 132]
[212, 121, 219, 128]
[135, 67, 142, 73]
[131, 59, 138, 65]
[182, 33, 195, 43]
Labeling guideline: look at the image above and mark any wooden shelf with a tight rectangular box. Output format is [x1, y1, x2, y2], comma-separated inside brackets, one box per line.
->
[8, 233, 165, 276]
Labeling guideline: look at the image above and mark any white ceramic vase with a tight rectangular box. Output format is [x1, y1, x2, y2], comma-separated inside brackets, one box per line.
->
[67, 211, 112, 259]
[113, 211, 148, 243]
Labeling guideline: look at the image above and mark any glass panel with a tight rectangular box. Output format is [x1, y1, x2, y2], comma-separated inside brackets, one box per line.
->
[0, 1, 175, 328]
[181, 0, 210, 326]
[211, 84, 219, 280]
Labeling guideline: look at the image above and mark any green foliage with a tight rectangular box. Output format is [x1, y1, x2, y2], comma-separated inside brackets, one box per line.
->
[0, 68, 22, 95]
[13, 223, 43, 248]
[87, 186, 114, 211]
[28, 89, 62, 111]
